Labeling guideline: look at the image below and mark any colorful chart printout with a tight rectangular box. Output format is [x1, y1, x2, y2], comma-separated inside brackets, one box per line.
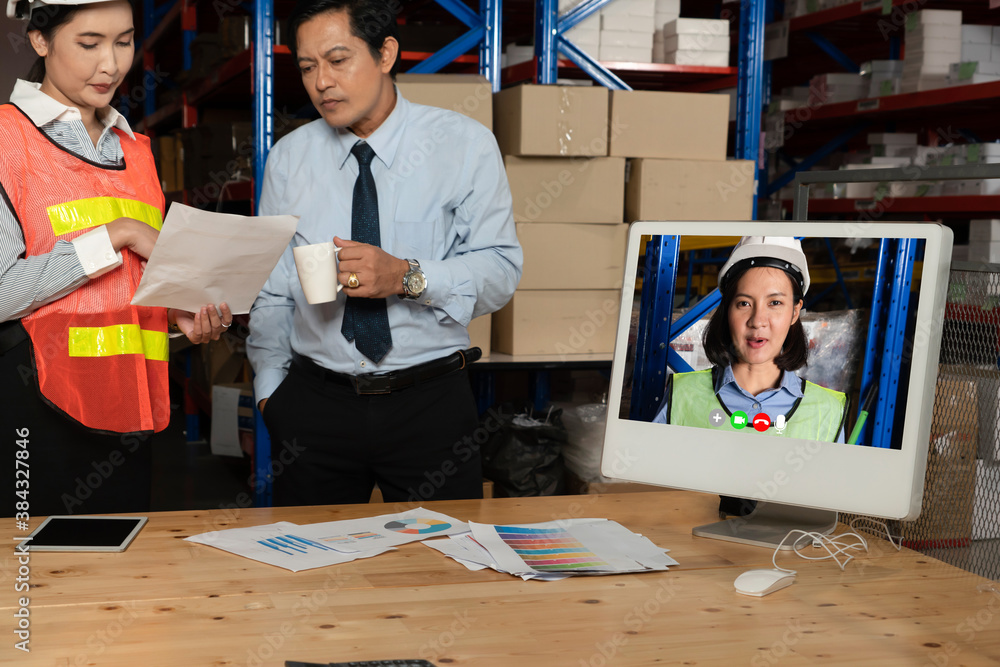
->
[494, 526, 610, 571]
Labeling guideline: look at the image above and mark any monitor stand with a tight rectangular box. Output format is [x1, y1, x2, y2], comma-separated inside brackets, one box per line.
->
[692, 501, 838, 550]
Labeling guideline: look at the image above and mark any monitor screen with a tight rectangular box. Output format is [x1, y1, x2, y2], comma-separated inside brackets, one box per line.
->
[600, 221, 952, 539]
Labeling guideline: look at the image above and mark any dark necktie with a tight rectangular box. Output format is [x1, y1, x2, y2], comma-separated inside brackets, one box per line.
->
[341, 141, 392, 364]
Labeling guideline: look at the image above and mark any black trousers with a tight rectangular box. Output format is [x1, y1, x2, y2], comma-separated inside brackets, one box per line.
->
[1, 335, 153, 516]
[262, 360, 483, 506]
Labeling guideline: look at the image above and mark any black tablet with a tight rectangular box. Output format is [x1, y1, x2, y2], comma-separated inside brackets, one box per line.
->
[19, 516, 147, 552]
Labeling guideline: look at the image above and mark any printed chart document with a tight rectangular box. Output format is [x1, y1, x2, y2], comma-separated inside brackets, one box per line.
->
[185, 509, 467, 572]
[185, 522, 391, 572]
[425, 518, 678, 581]
[132, 203, 297, 314]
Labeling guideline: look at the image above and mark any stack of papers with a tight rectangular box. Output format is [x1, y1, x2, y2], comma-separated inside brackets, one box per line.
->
[186, 508, 468, 572]
[424, 518, 677, 581]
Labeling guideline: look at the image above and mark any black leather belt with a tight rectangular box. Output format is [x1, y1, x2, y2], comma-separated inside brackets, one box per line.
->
[292, 347, 481, 395]
[0, 320, 27, 356]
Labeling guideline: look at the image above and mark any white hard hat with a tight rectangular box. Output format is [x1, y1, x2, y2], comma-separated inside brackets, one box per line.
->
[718, 236, 811, 295]
[6, 0, 119, 20]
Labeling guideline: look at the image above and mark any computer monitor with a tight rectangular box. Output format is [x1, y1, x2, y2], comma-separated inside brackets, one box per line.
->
[601, 221, 953, 549]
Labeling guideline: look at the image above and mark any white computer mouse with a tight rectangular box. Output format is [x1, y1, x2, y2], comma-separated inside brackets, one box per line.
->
[733, 569, 796, 597]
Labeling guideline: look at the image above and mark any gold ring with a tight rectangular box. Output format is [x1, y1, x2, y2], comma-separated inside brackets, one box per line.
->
[348, 272, 360, 289]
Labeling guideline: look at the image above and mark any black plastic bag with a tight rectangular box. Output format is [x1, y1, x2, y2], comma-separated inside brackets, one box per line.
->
[481, 403, 567, 497]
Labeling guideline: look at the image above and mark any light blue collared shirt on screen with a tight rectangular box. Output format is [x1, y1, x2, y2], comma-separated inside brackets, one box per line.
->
[652, 365, 846, 443]
[247, 91, 522, 401]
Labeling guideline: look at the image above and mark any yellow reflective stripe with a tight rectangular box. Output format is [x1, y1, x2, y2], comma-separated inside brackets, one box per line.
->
[67, 325, 169, 362]
[47, 197, 163, 237]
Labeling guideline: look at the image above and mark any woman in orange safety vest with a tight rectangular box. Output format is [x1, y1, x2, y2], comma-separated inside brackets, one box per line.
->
[1, 0, 232, 515]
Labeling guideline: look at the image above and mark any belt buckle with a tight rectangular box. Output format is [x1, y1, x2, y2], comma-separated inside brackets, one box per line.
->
[353, 373, 392, 395]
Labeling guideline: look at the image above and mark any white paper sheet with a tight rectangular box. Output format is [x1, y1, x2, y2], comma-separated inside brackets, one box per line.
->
[131, 203, 298, 314]
[184, 522, 392, 572]
[295, 508, 469, 552]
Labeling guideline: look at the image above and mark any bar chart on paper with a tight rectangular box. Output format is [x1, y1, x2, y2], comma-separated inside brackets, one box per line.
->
[495, 526, 612, 572]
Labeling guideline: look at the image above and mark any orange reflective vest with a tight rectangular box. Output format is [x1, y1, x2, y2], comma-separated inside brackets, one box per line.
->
[0, 104, 169, 434]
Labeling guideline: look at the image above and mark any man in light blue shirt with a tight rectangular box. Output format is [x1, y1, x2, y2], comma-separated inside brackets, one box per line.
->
[247, 0, 521, 506]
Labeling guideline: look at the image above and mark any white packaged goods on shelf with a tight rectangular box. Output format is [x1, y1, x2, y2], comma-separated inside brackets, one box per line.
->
[652, 42, 664, 63]
[952, 245, 970, 262]
[861, 60, 904, 76]
[868, 132, 918, 146]
[962, 43, 993, 63]
[907, 9, 962, 26]
[994, 25, 1000, 45]
[567, 15, 601, 34]
[812, 72, 866, 86]
[870, 144, 918, 158]
[663, 50, 728, 67]
[663, 33, 729, 52]
[906, 40, 963, 56]
[600, 30, 654, 49]
[949, 62, 1000, 85]
[504, 44, 534, 67]
[655, 12, 680, 31]
[599, 45, 654, 63]
[907, 23, 963, 41]
[869, 77, 902, 97]
[963, 24, 993, 44]
[868, 156, 912, 167]
[655, 0, 680, 13]
[970, 220, 1000, 242]
[901, 75, 950, 92]
[968, 240, 1000, 262]
[992, 44, 1000, 62]
[781, 86, 810, 101]
[662, 18, 729, 37]
[601, 14, 655, 32]
[616, 0, 655, 17]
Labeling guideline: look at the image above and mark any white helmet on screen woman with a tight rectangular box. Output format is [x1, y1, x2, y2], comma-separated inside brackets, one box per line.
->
[718, 236, 811, 296]
[6, 0, 121, 20]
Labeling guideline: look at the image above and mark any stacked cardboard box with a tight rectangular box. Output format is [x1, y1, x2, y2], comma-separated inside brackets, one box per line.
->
[492, 85, 625, 356]
[608, 90, 753, 221]
[902, 9, 962, 93]
[656, 18, 729, 66]
[396, 74, 497, 356]
[599, 0, 655, 63]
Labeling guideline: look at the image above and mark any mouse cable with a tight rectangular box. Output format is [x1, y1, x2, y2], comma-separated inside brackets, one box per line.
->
[770, 527, 869, 574]
[847, 516, 902, 551]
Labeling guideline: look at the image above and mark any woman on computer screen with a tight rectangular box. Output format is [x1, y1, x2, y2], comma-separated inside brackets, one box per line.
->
[652, 236, 848, 443]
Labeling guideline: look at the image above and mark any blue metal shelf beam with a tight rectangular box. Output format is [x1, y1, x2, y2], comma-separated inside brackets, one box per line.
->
[408, 0, 504, 92]
[736, 0, 767, 215]
[534, 0, 631, 89]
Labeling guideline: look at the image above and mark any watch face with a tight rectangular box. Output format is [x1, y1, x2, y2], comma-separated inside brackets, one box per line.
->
[406, 271, 427, 295]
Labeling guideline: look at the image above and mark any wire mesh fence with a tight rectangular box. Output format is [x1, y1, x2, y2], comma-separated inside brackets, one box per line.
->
[900, 262, 1000, 581]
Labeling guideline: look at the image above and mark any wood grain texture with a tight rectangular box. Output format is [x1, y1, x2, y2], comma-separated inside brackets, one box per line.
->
[5, 491, 1000, 666]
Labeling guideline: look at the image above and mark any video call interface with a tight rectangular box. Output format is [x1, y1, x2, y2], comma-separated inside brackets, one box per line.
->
[618, 235, 926, 450]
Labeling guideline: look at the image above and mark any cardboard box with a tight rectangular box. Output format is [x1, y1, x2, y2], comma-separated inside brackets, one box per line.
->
[517, 223, 627, 289]
[505, 156, 625, 223]
[156, 134, 182, 193]
[492, 290, 620, 355]
[663, 50, 729, 67]
[609, 90, 729, 160]
[493, 84, 610, 157]
[395, 73, 493, 130]
[969, 219, 1000, 242]
[468, 314, 491, 360]
[625, 158, 755, 221]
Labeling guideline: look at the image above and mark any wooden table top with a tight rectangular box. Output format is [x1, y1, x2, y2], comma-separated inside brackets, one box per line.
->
[4, 490, 999, 666]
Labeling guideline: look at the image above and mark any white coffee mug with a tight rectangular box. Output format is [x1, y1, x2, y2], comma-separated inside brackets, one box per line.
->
[293, 241, 342, 304]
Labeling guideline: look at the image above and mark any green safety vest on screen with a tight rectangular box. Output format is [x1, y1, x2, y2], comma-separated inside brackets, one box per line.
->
[667, 369, 848, 442]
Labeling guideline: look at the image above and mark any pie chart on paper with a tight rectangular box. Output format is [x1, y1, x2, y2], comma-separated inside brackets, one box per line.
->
[384, 518, 452, 535]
